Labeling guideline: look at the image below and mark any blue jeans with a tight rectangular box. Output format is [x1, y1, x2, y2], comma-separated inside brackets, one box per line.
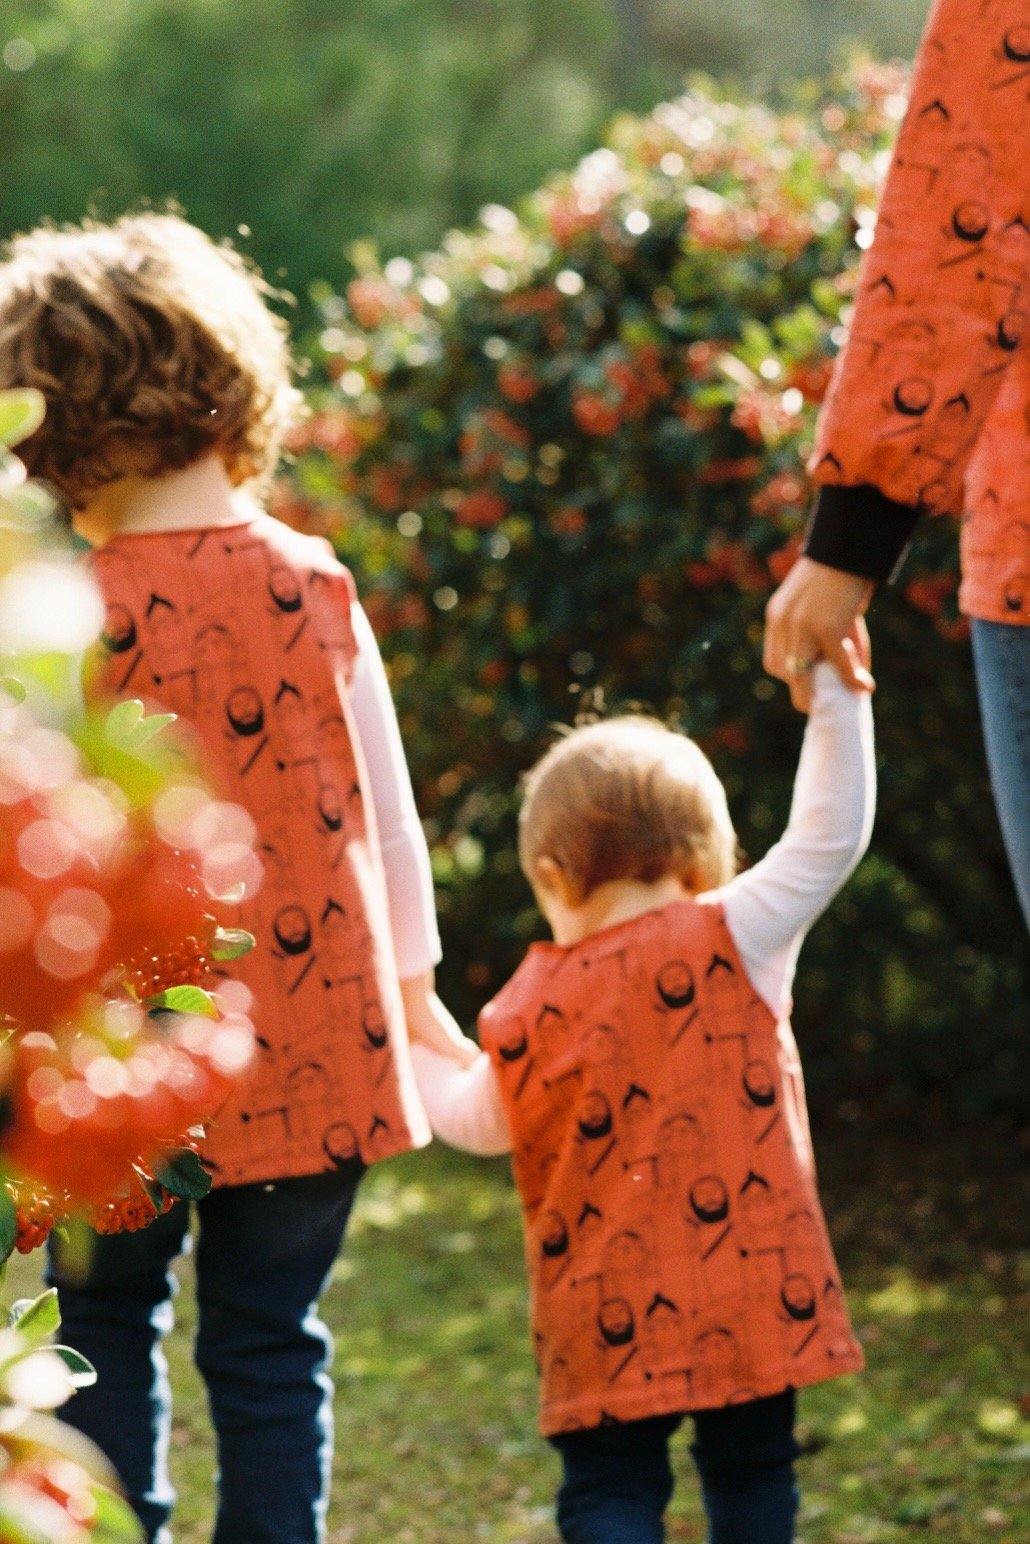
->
[972, 620, 1030, 927]
[47, 1165, 363, 1544]
[550, 1390, 798, 1544]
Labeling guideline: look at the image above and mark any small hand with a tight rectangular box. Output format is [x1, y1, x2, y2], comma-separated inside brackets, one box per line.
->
[400, 972, 480, 1069]
[764, 556, 875, 712]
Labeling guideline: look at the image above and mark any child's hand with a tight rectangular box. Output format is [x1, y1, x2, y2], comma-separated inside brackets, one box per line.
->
[400, 972, 480, 1069]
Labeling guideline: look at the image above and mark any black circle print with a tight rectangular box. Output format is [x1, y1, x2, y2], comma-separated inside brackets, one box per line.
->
[781, 1273, 817, 1322]
[274, 905, 312, 956]
[317, 783, 343, 833]
[226, 687, 265, 737]
[951, 201, 990, 243]
[323, 1121, 360, 1167]
[540, 1210, 569, 1259]
[497, 1020, 528, 1062]
[656, 961, 695, 1010]
[743, 1060, 776, 1108]
[997, 310, 1025, 352]
[102, 604, 137, 654]
[1003, 26, 1030, 62]
[690, 1176, 730, 1225]
[578, 1092, 613, 1141]
[362, 1002, 389, 1050]
[598, 1298, 635, 1348]
[269, 565, 303, 613]
[893, 378, 933, 417]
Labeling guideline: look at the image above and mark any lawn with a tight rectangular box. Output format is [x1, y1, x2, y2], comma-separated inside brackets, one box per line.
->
[10, 1134, 1029, 1543]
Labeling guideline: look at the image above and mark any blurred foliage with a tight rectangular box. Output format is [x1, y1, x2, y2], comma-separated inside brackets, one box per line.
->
[0, 1, 929, 309]
[284, 63, 1026, 1129]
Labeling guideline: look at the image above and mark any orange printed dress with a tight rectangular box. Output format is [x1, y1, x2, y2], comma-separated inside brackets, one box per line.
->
[412, 664, 873, 1434]
[88, 513, 431, 1186]
[477, 900, 864, 1434]
[807, 0, 1029, 621]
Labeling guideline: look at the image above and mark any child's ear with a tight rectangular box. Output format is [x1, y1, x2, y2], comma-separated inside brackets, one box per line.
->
[534, 856, 579, 909]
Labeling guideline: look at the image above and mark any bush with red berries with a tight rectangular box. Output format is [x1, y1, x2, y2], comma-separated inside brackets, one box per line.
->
[0, 390, 259, 1541]
[285, 63, 1024, 1127]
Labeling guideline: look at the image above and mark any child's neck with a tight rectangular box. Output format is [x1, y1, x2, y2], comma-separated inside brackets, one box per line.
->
[550, 875, 691, 946]
[76, 455, 259, 544]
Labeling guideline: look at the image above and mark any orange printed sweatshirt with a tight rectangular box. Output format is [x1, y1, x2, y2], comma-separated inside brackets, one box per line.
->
[807, 0, 1029, 623]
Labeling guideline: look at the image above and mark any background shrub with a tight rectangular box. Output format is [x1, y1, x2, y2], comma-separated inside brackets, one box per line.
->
[285, 64, 1026, 1129]
[1, 1, 930, 309]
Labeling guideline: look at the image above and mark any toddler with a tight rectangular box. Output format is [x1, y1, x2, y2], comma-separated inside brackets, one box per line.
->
[414, 663, 875, 1542]
[0, 214, 470, 1544]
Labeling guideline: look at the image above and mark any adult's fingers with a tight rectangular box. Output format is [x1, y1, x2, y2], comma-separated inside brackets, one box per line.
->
[785, 615, 817, 712]
[824, 629, 875, 693]
[763, 594, 790, 681]
[851, 615, 873, 674]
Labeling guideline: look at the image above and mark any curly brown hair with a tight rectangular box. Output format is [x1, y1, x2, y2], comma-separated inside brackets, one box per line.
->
[0, 214, 299, 508]
[519, 716, 739, 899]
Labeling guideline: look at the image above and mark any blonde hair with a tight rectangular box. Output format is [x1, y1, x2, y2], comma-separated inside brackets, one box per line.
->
[0, 213, 299, 507]
[519, 716, 738, 899]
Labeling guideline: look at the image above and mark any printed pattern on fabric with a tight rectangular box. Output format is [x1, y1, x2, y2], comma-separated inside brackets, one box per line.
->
[963, 350, 1029, 619]
[479, 900, 864, 1435]
[811, 0, 1029, 623]
[88, 515, 430, 1186]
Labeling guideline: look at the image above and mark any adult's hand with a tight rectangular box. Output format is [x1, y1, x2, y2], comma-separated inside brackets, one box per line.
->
[764, 556, 876, 712]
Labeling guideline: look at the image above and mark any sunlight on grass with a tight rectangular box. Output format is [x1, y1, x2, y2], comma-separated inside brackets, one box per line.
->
[5, 1147, 1027, 1543]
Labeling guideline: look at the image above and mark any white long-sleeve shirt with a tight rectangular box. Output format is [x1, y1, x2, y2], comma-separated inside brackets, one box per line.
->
[349, 602, 442, 978]
[412, 663, 875, 1156]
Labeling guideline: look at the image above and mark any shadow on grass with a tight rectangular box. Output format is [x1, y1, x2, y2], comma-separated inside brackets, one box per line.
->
[9, 1124, 1028, 1542]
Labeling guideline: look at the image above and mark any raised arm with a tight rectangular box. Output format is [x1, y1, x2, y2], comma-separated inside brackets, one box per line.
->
[409, 1046, 513, 1157]
[705, 662, 875, 1015]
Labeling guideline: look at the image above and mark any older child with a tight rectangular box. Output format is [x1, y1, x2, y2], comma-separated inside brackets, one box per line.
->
[413, 663, 875, 1542]
[0, 214, 471, 1544]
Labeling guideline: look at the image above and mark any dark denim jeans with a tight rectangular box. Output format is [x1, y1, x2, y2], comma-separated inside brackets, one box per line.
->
[550, 1389, 799, 1544]
[972, 619, 1030, 927]
[47, 1165, 363, 1544]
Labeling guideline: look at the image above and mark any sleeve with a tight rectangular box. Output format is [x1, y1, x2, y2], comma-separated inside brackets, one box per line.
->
[409, 1046, 513, 1157]
[348, 603, 443, 978]
[806, 0, 1030, 581]
[704, 663, 876, 1016]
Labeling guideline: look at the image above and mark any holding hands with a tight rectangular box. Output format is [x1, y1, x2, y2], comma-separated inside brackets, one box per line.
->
[764, 557, 876, 713]
[401, 971, 480, 1069]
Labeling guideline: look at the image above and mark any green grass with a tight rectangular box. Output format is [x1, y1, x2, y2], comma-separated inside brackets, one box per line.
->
[9, 1138, 1029, 1543]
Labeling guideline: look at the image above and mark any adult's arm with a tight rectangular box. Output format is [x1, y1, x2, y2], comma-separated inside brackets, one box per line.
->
[805, 0, 1029, 581]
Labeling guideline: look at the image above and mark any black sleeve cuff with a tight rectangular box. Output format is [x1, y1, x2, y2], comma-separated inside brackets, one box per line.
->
[803, 484, 922, 585]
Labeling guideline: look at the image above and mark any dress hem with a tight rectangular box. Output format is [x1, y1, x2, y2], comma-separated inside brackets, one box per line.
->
[538, 1348, 867, 1437]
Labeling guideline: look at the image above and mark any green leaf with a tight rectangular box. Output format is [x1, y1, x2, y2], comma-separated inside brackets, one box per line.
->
[92, 1485, 147, 1543]
[148, 985, 218, 1018]
[157, 1148, 212, 1201]
[0, 388, 46, 448]
[0, 1186, 17, 1266]
[104, 697, 145, 741]
[211, 927, 256, 961]
[132, 1164, 167, 1212]
[105, 698, 177, 750]
[0, 675, 27, 703]
[53, 1344, 98, 1388]
[8, 1287, 60, 1348]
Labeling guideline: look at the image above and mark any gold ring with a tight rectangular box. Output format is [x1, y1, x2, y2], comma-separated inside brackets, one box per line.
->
[785, 654, 815, 675]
